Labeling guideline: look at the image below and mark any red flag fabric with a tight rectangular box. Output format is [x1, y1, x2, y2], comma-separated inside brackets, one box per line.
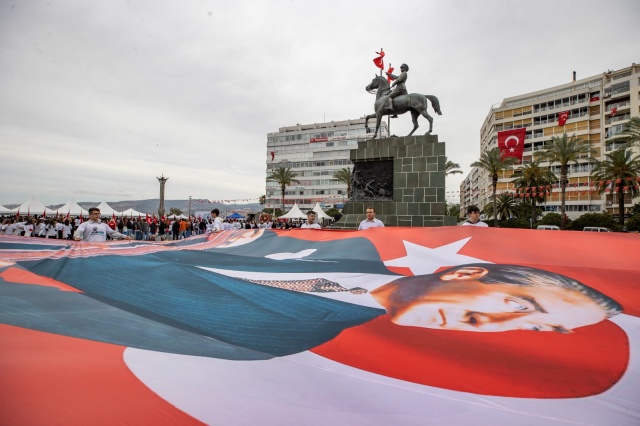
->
[497, 128, 526, 163]
[590, 96, 600, 102]
[112, 212, 117, 223]
[270, 151, 275, 161]
[146, 214, 152, 225]
[42, 209, 47, 218]
[65, 212, 70, 222]
[610, 107, 618, 117]
[558, 111, 570, 126]
[386, 64, 394, 83]
[373, 49, 384, 69]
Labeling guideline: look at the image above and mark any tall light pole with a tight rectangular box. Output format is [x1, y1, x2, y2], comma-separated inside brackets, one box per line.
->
[157, 174, 169, 218]
[188, 196, 192, 219]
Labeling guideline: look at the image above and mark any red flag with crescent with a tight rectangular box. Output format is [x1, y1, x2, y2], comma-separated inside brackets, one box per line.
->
[610, 107, 617, 117]
[558, 111, 569, 126]
[373, 49, 384, 69]
[387, 64, 394, 83]
[497, 128, 526, 163]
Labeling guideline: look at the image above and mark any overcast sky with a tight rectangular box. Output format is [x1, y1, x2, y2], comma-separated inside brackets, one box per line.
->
[1, 0, 638, 206]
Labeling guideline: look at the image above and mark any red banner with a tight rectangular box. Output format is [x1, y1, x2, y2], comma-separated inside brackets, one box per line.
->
[558, 111, 569, 126]
[497, 128, 526, 163]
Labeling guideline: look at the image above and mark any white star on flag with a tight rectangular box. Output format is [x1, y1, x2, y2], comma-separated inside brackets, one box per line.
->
[383, 238, 490, 275]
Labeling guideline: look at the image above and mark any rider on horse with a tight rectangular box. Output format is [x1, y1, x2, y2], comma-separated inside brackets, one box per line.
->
[385, 63, 409, 112]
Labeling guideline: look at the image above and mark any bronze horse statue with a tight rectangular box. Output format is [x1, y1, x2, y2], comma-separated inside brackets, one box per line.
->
[364, 75, 442, 139]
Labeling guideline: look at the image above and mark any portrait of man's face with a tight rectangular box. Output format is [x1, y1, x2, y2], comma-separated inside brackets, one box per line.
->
[371, 265, 615, 333]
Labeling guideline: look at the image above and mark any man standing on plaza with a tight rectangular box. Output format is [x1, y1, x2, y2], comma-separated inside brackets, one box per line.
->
[358, 207, 384, 230]
[461, 205, 488, 227]
[301, 211, 321, 229]
[74, 208, 131, 242]
[210, 209, 223, 232]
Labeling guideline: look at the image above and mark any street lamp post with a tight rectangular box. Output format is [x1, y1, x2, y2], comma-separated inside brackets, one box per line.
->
[188, 196, 192, 219]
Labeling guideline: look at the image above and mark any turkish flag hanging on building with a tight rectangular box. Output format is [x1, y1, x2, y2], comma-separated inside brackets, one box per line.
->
[270, 151, 275, 161]
[373, 49, 384, 69]
[558, 111, 570, 126]
[497, 128, 526, 163]
[610, 107, 618, 117]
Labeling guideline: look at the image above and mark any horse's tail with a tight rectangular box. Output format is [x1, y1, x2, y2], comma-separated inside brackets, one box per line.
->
[425, 95, 442, 115]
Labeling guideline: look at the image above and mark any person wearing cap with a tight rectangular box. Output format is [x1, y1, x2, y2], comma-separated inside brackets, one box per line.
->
[461, 205, 488, 227]
[301, 211, 321, 229]
[74, 207, 131, 242]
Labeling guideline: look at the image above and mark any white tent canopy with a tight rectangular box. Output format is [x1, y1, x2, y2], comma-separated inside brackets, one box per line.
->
[312, 203, 334, 221]
[279, 203, 307, 220]
[120, 208, 146, 218]
[56, 200, 90, 216]
[11, 196, 57, 215]
[0, 204, 13, 215]
[167, 214, 188, 220]
[95, 201, 122, 217]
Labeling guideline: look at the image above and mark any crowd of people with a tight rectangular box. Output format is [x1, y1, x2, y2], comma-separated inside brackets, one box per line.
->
[0, 211, 329, 241]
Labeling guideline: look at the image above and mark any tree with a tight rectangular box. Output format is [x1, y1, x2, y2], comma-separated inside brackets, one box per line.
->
[512, 161, 557, 225]
[538, 133, 593, 229]
[446, 203, 460, 218]
[624, 213, 640, 232]
[325, 208, 343, 222]
[471, 148, 518, 226]
[267, 167, 300, 214]
[620, 116, 640, 147]
[259, 195, 266, 207]
[332, 167, 352, 198]
[169, 207, 182, 216]
[570, 212, 619, 231]
[591, 148, 640, 225]
[482, 193, 518, 221]
[537, 212, 563, 227]
[445, 157, 463, 176]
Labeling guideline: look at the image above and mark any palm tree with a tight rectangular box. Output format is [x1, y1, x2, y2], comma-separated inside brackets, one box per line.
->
[591, 148, 640, 225]
[620, 116, 640, 147]
[266, 167, 300, 214]
[471, 148, 518, 226]
[512, 161, 557, 225]
[259, 195, 266, 211]
[483, 193, 518, 221]
[538, 133, 592, 229]
[332, 167, 352, 199]
[445, 157, 463, 176]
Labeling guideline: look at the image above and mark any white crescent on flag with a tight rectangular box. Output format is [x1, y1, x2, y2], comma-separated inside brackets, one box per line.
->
[505, 135, 519, 153]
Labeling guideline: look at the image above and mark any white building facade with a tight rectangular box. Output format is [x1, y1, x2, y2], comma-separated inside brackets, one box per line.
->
[461, 63, 640, 220]
[266, 118, 388, 213]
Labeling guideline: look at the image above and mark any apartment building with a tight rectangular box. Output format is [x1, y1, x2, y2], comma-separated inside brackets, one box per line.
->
[461, 62, 640, 220]
[266, 118, 388, 212]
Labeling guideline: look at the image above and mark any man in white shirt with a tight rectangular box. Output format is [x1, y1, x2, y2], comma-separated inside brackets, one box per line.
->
[358, 207, 384, 230]
[210, 209, 223, 232]
[461, 205, 488, 227]
[301, 211, 321, 229]
[74, 208, 131, 242]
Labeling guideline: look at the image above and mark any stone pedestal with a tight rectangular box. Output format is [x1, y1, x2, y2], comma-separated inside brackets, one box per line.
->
[334, 134, 456, 229]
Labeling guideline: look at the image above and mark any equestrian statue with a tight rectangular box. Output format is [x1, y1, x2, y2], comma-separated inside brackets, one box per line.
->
[364, 63, 442, 139]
